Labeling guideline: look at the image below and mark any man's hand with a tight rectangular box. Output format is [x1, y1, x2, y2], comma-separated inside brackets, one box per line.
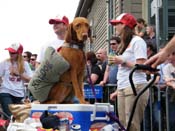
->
[99, 81, 106, 86]
[145, 36, 175, 68]
[144, 50, 169, 68]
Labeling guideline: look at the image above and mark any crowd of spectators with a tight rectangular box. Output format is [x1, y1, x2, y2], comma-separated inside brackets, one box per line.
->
[83, 13, 175, 131]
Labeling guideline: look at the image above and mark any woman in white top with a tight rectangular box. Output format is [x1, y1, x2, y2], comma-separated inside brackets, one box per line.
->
[0, 43, 33, 119]
[109, 13, 148, 131]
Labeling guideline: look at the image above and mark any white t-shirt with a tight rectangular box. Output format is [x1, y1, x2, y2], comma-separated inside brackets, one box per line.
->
[36, 39, 64, 63]
[117, 36, 147, 90]
[0, 60, 33, 97]
[163, 63, 175, 79]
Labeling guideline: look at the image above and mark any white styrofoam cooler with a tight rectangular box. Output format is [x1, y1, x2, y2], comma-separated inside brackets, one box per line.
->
[30, 103, 115, 131]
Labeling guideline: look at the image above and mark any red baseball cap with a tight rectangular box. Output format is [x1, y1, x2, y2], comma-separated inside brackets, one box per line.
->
[49, 15, 69, 25]
[5, 43, 23, 54]
[110, 13, 137, 29]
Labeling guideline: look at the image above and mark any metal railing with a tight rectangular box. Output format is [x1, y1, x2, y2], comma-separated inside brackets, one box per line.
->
[83, 83, 118, 115]
[143, 85, 175, 131]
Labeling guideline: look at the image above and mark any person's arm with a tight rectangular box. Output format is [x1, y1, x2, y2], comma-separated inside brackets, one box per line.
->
[20, 74, 31, 82]
[88, 65, 102, 85]
[108, 55, 130, 66]
[121, 58, 146, 67]
[164, 36, 175, 54]
[110, 89, 118, 101]
[136, 31, 145, 37]
[90, 73, 99, 84]
[145, 36, 175, 68]
[20, 62, 33, 82]
[10, 69, 31, 82]
[99, 65, 109, 86]
[109, 38, 147, 67]
[164, 77, 175, 88]
[35, 44, 46, 68]
[135, 26, 146, 37]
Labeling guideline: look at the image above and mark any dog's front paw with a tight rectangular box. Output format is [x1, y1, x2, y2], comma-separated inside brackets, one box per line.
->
[79, 99, 88, 104]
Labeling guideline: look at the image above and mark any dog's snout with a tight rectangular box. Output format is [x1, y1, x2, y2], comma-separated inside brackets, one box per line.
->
[82, 33, 88, 40]
[82, 32, 88, 36]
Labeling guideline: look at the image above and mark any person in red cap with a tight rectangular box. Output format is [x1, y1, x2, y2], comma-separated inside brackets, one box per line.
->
[0, 42, 33, 119]
[109, 13, 148, 131]
[36, 15, 69, 66]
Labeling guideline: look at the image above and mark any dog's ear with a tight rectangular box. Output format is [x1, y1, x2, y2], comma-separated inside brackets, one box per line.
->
[65, 23, 73, 43]
[88, 28, 93, 44]
[88, 28, 91, 37]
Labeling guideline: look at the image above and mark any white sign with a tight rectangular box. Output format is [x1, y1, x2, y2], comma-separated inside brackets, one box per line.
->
[151, 0, 162, 17]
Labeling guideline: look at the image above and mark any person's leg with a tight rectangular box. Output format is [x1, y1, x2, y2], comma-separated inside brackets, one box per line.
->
[143, 98, 151, 131]
[109, 86, 118, 116]
[125, 94, 136, 131]
[11, 95, 23, 104]
[117, 89, 126, 128]
[0, 93, 13, 119]
[125, 84, 149, 131]
[168, 90, 175, 131]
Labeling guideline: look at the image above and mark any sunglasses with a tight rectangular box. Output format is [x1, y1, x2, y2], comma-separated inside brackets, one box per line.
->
[30, 58, 36, 61]
[110, 43, 117, 45]
[9, 52, 17, 55]
[53, 22, 64, 25]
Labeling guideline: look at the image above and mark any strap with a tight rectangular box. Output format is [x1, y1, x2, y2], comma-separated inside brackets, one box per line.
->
[106, 112, 126, 131]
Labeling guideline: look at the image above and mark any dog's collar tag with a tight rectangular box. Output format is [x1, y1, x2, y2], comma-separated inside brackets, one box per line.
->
[71, 44, 80, 49]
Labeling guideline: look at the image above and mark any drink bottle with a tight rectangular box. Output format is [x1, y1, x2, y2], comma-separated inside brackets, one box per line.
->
[108, 51, 116, 66]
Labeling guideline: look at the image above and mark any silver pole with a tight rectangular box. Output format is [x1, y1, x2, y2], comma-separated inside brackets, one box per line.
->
[158, 86, 162, 131]
[155, 0, 160, 51]
[166, 87, 170, 131]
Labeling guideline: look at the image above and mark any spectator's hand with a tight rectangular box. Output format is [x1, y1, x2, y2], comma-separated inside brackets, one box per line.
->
[9, 66, 19, 76]
[168, 82, 175, 89]
[172, 83, 175, 89]
[144, 50, 169, 68]
[108, 55, 123, 65]
[99, 81, 106, 86]
[165, 78, 175, 82]
[110, 91, 118, 101]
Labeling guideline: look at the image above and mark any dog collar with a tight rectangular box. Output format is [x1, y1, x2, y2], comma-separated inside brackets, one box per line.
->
[62, 42, 84, 50]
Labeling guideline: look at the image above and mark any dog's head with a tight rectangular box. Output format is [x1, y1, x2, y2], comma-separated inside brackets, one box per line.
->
[65, 17, 91, 43]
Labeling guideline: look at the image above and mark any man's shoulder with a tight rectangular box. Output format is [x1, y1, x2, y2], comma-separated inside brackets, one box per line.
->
[47, 39, 64, 48]
[42, 39, 64, 49]
[50, 38, 64, 44]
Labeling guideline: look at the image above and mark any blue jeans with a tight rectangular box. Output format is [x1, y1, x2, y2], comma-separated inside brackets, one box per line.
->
[153, 91, 175, 131]
[144, 88, 175, 131]
[166, 89, 175, 131]
[0, 93, 23, 119]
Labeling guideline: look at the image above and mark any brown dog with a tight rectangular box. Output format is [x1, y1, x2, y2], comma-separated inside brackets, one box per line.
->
[43, 17, 90, 104]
